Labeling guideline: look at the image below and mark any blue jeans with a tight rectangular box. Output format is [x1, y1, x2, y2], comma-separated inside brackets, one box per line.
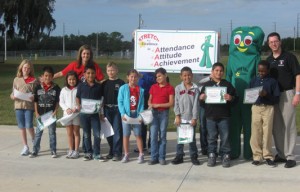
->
[80, 113, 101, 156]
[206, 118, 230, 157]
[199, 105, 208, 151]
[176, 126, 198, 158]
[15, 109, 34, 128]
[150, 109, 169, 161]
[104, 106, 122, 156]
[33, 121, 56, 154]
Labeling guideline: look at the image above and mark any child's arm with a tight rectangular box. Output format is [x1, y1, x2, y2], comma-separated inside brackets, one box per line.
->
[76, 97, 81, 111]
[148, 94, 153, 109]
[34, 102, 39, 118]
[52, 103, 59, 116]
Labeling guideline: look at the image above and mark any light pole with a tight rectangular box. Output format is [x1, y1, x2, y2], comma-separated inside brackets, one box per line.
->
[4, 25, 7, 61]
[63, 23, 65, 57]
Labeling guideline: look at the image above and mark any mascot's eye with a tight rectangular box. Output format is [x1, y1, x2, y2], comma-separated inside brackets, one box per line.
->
[244, 35, 253, 46]
[234, 35, 241, 45]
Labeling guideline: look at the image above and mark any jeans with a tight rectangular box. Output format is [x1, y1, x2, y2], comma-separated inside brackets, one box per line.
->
[33, 121, 56, 154]
[199, 106, 208, 151]
[104, 106, 122, 156]
[150, 109, 169, 161]
[176, 126, 198, 158]
[80, 113, 101, 156]
[15, 109, 34, 128]
[206, 118, 230, 157]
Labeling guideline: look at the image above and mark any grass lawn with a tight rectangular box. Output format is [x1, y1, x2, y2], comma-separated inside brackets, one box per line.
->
[1, 57, 299, 134]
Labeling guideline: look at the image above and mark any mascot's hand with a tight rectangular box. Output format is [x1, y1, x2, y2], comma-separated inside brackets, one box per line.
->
[292, 95, 300, 106]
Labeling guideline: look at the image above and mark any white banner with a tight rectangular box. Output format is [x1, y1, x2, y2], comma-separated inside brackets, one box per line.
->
[134, 29, 219, 74]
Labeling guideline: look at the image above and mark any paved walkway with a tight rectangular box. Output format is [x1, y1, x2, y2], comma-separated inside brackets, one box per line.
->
[0, 125, 300, 192]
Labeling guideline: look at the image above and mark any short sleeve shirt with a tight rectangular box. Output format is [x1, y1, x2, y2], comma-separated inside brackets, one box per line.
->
[149, 83, 175, 111]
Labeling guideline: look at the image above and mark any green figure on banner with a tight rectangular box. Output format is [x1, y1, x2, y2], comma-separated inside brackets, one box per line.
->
[199, 35, 213, 68]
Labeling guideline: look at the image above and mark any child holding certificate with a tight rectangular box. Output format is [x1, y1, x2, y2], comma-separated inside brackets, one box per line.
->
[11, 59, 38, 156]
[200, 62, 236, 167]
[249, 60, 280, 167]
[76, 64, 104, 161]
[171, 66, 200, 166]
[59, 71, 80, 159]
[118, 69, 144, 163]
[30, 66, 61, 158]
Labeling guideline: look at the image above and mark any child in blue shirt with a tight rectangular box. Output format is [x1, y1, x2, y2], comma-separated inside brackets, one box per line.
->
[249, 60, 280, 167]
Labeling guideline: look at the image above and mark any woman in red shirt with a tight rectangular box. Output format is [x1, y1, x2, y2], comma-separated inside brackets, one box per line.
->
[54, 44, 104, 82]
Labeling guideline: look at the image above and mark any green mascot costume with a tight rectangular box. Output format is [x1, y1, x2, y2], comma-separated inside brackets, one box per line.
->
[226, 26, 264, 160]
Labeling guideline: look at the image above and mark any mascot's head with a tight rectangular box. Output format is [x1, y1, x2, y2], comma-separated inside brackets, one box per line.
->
[229, 26, 265, 55]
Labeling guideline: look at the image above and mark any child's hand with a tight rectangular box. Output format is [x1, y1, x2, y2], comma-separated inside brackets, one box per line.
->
[66, 108, 73, 115]
[175, 116, 181, 126]
[190, 119, 197, 127]
[224, 94, 232, 101]
[259, 90, 267, 97]
[29, 95, 34, 102]
[10, 94, 15, 100]
[35, 113, 40, 118]
[99, 114, 105, 122]
[122, 116, 127, 121]
[199, 93, 206, 100]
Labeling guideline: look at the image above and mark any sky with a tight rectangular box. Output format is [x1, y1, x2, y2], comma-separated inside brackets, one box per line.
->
[52, 0, 300, 44]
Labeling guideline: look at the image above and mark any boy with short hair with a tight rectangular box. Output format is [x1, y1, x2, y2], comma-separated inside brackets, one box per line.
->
[76, 64, 104, 161]
[102, 62, 125, 161]
[171, 66, 200, 165]
[30, 66, 61, 158]
[249, 60, 280, 167]
[200, 62, 236, 168]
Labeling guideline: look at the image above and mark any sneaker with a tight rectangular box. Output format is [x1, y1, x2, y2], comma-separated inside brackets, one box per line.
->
[112, 155, 121, 161]
[29, 151, 38, 158]
[137, 154, 144, 164]
[106, 154, 113, 160]
[99, 156, 106, 162]
[148, 159, 159, 165]
[207, 153, 216, 167]
[159, 159, 166, 165]
[222, 154, 231, 168]
[121, 154, 129, 163]
[21, 146, 30, 156]
[83, 154, 93, 161]
[265, 159, 277, 167]
[191, 156, 200, 166]
[171, 155, 184, 165]
[51, 152, 58, 158]
[284, 160, 296, 168]
[252, 161, 260, 166]
[66, 150, 74, 159]
[71, 151, 79, 159]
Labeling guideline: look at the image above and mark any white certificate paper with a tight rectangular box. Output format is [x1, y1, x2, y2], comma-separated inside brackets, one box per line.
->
[80, 99, 101, 114]
[36, 111, 57, 131]
[205, 87, 227, 104]
[13, 88, 33, 102]
[57, 112, 79, 126]
[100, 118, 115, 139]
[177, 123, 194, 144]
[140, 109, 153, 125]
[123, 114, 141, 124]
[244, 86, 263, 104]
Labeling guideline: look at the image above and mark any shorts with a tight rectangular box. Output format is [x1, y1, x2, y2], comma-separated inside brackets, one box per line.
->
[63, 113, 80, 126]
[15, 109, 34, 129]
[122, 111, 141, 137]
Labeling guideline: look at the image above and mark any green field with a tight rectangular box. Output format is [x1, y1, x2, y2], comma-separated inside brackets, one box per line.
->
[1, 57, 299, 134]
